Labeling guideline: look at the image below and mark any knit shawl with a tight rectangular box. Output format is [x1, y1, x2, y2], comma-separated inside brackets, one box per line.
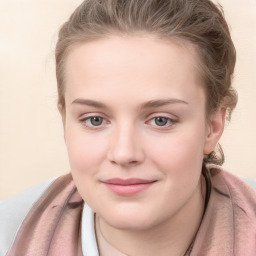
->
[6, 169, 256, 256]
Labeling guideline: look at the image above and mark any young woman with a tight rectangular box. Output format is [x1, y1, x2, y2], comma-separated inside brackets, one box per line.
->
[1, 0, 256, 255]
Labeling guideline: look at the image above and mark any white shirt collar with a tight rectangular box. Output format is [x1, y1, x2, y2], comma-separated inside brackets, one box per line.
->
[81, 203, 99, 256]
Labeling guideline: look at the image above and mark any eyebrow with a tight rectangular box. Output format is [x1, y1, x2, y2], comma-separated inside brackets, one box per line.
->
[71, 98, 188, 109]
[140, 99, 188, 109]
[72, 98, 107, 108]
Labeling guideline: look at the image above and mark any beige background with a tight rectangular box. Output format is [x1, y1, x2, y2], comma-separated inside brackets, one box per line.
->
[0, 0, 255, 200]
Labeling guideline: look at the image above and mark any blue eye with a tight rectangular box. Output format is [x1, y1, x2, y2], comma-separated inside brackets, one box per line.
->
[149, 116, 176, 127]
[82, 116, 106, 127]
[154, 117, 169, 126]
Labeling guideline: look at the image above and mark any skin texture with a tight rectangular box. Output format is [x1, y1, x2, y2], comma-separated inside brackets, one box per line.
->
[61, 35, 225, 255]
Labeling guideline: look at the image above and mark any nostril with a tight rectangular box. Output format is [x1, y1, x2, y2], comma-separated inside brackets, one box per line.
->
[107, 130, 145, 166]
[109, 158, 140, 167]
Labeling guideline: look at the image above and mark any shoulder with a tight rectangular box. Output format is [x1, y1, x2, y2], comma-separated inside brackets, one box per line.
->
[193, 168, 256, 254]
[210, 166, 256, 191]
[0, 179, 55, 256]
[240, 177, 256, 189]
[210, 167, 256, 216]
[215, 167, 256, 190]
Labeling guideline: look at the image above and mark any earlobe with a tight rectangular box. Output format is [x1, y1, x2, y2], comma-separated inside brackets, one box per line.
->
[203, 108, 226, 154]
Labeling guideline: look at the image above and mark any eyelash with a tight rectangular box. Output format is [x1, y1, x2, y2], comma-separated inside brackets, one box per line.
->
[79, 116, 108, 129]
[79, 115, 178, 130]
[146, 116, 178, 128]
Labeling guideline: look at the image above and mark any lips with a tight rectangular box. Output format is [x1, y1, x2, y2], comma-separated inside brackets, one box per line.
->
[102, 178, 156, 196]
[103, 178, 155, 185]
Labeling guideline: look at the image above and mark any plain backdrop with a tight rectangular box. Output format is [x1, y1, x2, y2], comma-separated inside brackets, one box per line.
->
[0, 0, 256, 200]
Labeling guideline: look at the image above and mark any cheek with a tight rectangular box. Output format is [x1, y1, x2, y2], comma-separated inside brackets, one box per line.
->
[65, 127, 106, 176]
[148, 128, 206, 179]
[65, 128, 107, 208]
[145, 130, 206, 212]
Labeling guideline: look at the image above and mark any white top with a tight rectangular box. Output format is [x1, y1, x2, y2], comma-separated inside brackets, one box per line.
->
[81, 202, 99, 255]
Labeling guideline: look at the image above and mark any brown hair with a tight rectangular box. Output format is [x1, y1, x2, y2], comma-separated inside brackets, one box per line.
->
[55, 0, 237, 165]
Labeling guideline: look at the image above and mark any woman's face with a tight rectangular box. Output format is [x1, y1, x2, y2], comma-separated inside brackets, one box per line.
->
[63, 35, 222, 231]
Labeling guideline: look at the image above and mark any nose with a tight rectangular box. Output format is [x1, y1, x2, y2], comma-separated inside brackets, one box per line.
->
[107, 123, 145, 167]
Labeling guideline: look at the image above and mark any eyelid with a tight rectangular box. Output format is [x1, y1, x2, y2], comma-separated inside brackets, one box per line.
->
[145, 112, 178, 120]
[78, 112, 178, 130]
[79, 113, 110, 129]
[145, 114, 178, 128]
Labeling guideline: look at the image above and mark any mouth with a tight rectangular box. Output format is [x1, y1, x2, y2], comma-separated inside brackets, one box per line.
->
[101, 178, 157, 196]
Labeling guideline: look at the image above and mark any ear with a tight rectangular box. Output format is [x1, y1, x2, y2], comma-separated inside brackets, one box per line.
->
[58, 104, 66, 141]
[203, 108, 226, 154]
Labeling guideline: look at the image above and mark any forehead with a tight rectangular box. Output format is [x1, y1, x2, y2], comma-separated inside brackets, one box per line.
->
[64, 35, 205, 105]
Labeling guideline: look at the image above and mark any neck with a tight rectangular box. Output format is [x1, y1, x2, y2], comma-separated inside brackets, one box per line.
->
[97, 176, 206, 256]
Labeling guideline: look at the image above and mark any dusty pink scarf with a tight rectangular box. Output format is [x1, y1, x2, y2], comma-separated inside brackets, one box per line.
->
[6, 174, 83, 256]
[191, 168, 256, 255]
[6, 169, 256, 256]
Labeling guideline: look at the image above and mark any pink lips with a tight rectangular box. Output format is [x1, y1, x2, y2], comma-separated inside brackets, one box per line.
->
[102, 178, 156, 196]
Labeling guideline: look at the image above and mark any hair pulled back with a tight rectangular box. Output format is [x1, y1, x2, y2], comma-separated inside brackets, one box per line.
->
[55, 0, 237, 166]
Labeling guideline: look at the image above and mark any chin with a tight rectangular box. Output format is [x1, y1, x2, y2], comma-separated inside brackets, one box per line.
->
[100, 207, 159, 231]
[108, 218, 154, 231]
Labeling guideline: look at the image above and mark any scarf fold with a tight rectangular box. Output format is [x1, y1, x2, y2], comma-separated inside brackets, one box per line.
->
[6, 174, 83, 256]
[191, 168, 256, 255]
[6, 169, 256, 256]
